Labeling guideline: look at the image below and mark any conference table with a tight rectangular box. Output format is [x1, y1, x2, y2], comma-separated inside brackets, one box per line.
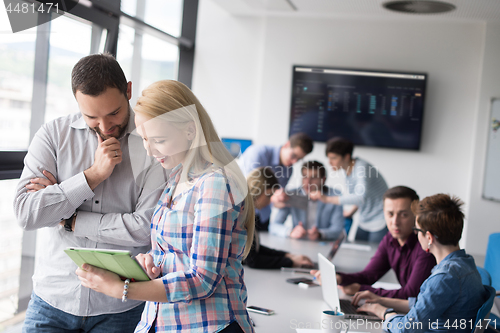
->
[244, 233, 398, 332]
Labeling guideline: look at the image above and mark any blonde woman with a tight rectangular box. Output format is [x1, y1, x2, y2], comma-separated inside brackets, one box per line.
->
[245, 167, 313, 268]
[76, 80, 255, 333]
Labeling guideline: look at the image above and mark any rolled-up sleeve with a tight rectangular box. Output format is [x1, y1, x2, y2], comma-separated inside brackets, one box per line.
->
[14, 126, 95, 230]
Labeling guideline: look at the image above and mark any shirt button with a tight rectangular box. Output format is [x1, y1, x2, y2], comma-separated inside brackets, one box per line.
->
[95, 200, 99, 204]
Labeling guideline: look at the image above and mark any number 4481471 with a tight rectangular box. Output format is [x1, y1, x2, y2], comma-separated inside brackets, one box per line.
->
[444, 319, 497, 330]
[6, 2, 59, 14]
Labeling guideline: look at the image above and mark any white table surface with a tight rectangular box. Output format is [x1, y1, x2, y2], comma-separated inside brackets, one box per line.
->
[244, 233, 398, 332]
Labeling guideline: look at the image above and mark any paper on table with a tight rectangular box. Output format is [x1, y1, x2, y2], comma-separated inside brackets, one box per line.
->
[64, 247, 150, 281]
[340, 243, 372, 251]
[371, 281, 401, 290]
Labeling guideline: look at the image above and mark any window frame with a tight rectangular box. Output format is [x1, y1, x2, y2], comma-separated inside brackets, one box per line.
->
[0, 0, 199, 317]
[0, 0, 198, 180]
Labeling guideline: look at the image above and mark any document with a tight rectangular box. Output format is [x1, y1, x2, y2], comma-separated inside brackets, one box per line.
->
[65, 247, 150, 281]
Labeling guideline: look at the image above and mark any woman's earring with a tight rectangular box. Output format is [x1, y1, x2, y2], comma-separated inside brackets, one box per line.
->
[426, 243, 431, 253]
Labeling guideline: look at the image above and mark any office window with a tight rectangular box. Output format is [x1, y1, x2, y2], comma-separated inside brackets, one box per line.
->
[121, 0, 183, 37]
[140, 33, 179, 93]
[117, 20, 179, 105]
[0, 179, 23, 322]
[45, 15, 94, 122]
[0, 10, 36, 151]
[0, 7, 37, 323]
[0, 0, 197, 328]
[116, 24, 135, 84]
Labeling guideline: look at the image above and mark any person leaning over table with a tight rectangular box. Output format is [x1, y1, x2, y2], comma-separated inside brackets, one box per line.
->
[76, 80, 256, 332]
[14, 53, 166, 333]
[237, 132, 314, 230]
[354, 194, 493, 333]
[310, 137, 389, 243]
[312, 186, 436, 300]
[244, 166, 314, 269]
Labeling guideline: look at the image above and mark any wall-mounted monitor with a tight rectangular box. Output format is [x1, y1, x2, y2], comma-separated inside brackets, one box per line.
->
[289, 66, 427, 150]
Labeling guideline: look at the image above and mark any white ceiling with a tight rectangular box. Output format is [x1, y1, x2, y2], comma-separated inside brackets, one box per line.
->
[211, 0, 500, 23]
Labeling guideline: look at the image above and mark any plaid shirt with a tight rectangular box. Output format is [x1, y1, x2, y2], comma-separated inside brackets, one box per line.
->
[135, 164, 254, 333]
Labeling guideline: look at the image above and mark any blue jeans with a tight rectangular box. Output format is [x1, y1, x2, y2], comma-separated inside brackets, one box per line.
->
[355, 226, 388, 243]
[23, 292, 144, 333]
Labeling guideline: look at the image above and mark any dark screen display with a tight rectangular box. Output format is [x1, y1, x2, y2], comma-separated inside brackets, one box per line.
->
[289, 66, 427, 150]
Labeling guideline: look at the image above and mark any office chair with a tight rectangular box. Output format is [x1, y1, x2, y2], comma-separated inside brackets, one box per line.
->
[481, 233, 500, 333]
[484, 233, 500, 292]
[478, 266, 493, 286]
[472, 285, 496, 333]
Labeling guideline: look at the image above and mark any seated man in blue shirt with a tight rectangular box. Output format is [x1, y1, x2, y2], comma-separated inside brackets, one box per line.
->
[270, 161, 344, 240]
[237, 132, 313, 230]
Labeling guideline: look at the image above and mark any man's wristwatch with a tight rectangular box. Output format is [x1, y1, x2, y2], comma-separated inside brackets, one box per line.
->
[64, 212, 77, 232]
[383, 308, 397, 320]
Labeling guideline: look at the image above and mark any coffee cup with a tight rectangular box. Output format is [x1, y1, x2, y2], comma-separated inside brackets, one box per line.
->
[321, 310, 349, 333]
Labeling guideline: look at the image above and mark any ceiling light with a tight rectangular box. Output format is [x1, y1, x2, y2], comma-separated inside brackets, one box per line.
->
[383, 1, 456, 14]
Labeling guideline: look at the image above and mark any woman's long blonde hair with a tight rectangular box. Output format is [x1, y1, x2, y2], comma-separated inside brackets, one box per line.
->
[247, 167, 280, 203]
[134, 80, 255, 258]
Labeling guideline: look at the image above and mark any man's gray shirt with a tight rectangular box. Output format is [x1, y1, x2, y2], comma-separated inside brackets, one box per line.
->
[14, 111, 166, 316]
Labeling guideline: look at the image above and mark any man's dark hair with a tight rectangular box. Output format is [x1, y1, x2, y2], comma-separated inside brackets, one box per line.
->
[71, 53, 128, 97]
[301, 160, 326, 179]
[325, 137, 354, 157]
[289, 132, 313, 155]
[383, 186, 419, 202]
[412, 194, 464, 246]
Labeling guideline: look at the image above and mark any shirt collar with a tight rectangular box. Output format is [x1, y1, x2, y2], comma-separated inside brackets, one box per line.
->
[70, 106, 136, 137]
[389, 231, 418, 250]
[441, 249, 466, 262]
[168, 163, 184, 181]
[432, 249, 466, 273]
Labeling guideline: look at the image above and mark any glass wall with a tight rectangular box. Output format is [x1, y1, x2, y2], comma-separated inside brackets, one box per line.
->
[140, 33, 179, 94]
[0, 179, 23, 323]
[0, 0, 196, 327]
[0, 9, 36, 151]
[121, 0, 184, 37]
[45, 15, 94, 122]
[0, 8, 37, 323]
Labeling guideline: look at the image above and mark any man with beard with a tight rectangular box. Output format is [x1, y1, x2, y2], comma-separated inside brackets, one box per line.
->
[14, 53, 165, 332]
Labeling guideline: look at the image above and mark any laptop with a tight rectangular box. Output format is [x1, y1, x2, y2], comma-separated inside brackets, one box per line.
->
[280, 230, 346, 273]
[318, 252, 380, 320]
[307, 230, 346, 269]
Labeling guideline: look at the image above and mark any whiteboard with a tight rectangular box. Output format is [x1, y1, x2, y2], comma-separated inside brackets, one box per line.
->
[483, 99, 500, 202]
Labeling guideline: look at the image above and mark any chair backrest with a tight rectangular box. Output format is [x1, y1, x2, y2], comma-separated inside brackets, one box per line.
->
[484, 233, 500, 291]
[477, 266, 492, 286]
[472, 285, 496, 333]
